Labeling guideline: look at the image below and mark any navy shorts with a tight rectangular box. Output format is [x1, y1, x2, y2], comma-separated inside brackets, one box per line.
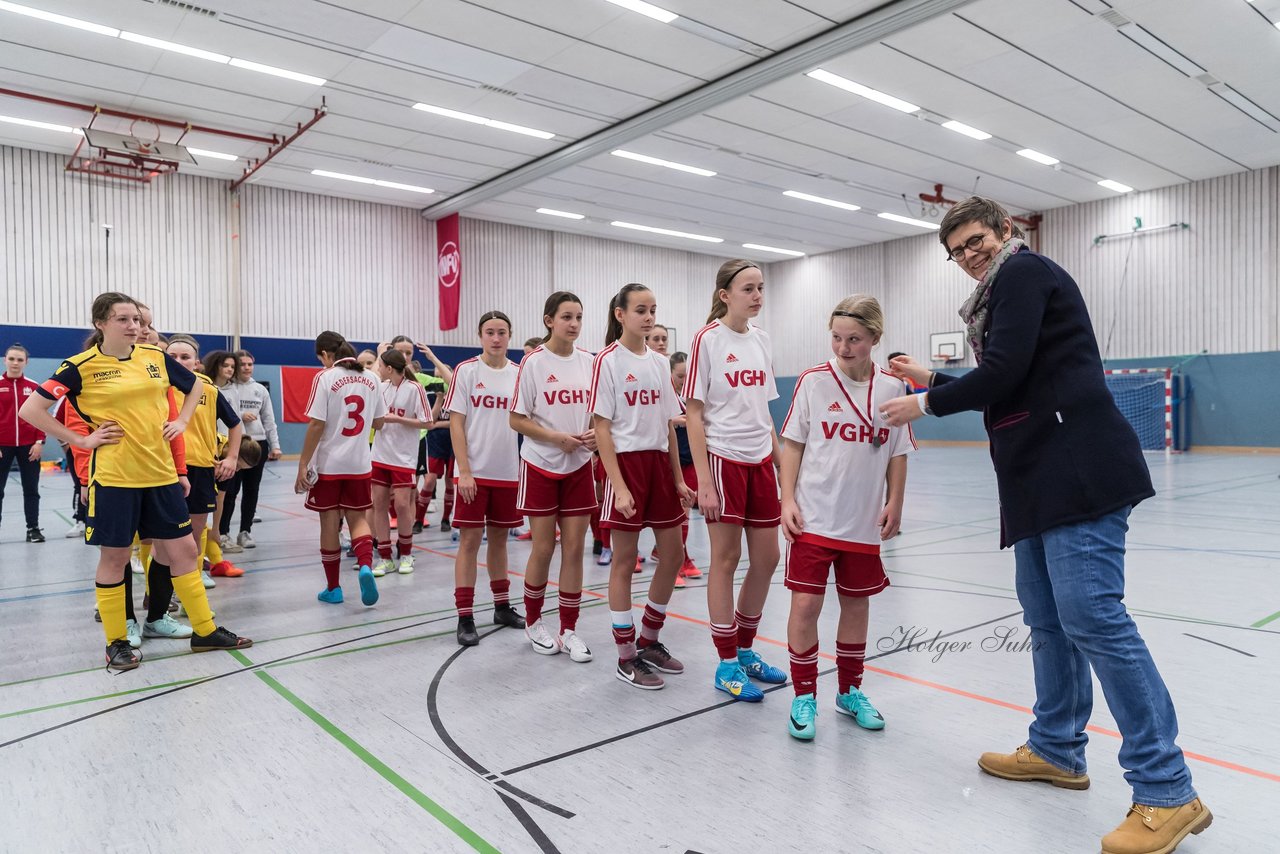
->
[87, 482, 193, 548]
[185, 466, 218, 515]
[426, 426, 453, 462]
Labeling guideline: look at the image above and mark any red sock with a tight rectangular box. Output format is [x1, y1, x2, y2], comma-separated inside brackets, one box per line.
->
[601, 527, 611, 548]
[377, 540, 392, 560]
[415, 488, 430, 525]
[680, 523, 688, 545]
[490, 578, 511, 607]
[589, 508, 601, 543]
[442, 468, 455, 519]
[397, 533, 413, 558]
[711, 621, 738, 661]
[352, 534, 374, 569]
[735, 609, 761, 650]
[637, 601, 666, 647]
[790, 642, 820, 696]
[836, 640, 866, 692]
[321, 548, 341, 590]
[455, 586, 475, 618]
[524, 581, 547, 625]
[558, 590, 582, 633]
[613, 620, 637, 662]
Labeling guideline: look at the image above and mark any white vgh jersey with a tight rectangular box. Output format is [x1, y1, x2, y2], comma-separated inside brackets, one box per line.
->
[589, 342, 681, 454]
[780, 360, 917, 550]
[683, 320, 778, 464]
[445, 357, 520, 485]
[305, 365, 387, 478]
[371, 377, 430, 473]
[512, 345, 594, 475]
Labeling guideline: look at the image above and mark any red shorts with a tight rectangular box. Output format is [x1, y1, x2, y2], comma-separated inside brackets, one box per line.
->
[306, 475, 373, 513]
[371, 463, 414, 489]
[601, 450, 687, 532]
[681, 463, 698, 492]
[708, 452, 780, 527]
[517, 460, 597, 517]
[427, 456, 454, 478]
[785, 537, 889, 598]
[592, 455, 606, 484]
[453, 481, 522, 529]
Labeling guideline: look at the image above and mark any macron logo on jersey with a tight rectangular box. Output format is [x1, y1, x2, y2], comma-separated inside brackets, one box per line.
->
[725, 353, 739, 364]
[828, 402, 843, 412]
[725, 370, 766, 388]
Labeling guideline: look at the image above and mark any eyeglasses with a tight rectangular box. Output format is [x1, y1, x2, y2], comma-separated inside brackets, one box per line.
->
[945, 233, 988, 262]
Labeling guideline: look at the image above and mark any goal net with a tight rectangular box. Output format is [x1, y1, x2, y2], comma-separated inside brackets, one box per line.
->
[1104, 368, 1172, 453]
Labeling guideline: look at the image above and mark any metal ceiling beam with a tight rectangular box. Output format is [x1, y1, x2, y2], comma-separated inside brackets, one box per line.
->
[419, 0, 975, 221]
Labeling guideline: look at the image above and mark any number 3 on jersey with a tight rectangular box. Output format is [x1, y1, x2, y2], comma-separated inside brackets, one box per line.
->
[341, 394, 366, 436]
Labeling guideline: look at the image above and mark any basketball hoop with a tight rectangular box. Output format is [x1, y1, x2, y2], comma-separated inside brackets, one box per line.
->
[128, 118, 162, 155]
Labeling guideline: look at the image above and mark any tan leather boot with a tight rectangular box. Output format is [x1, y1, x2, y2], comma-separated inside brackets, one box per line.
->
[977, 743, 1090, 789]
[1100, 799, 1212, 854]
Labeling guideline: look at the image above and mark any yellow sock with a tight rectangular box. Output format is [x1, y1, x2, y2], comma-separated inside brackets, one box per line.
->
[140, 541, 152, 574]
[172, 571, 216, 636]
[205, 530, 223, 565]
[96, 582, 127, 644]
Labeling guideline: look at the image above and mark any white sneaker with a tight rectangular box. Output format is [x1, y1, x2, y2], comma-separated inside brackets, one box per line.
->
[237, 531, 256, 549]
[428, 501, 437, 514]
[526, 620, 560, 655]
[220, 533, 243, 554]
[398, 554, 415, 574]
[371, 558, 394, 578]
[202, 570, 216, 589]
[125, 619, 142, 649]
[65, 521, 85, 538]
[339, 530, 351, 550]
[596, 547, 612, 567]
[131, 555, 145, 575]
[559, 629, 592, 663]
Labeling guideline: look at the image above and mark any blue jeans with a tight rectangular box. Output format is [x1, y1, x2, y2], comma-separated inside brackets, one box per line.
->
[1013, 506, 1196, 807]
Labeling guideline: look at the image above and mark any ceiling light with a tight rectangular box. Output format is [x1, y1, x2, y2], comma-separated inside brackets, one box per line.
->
[1097, 179, 1134, 193]
[941, 120, 992, 140]
[1017, 148, 1060, 166]
[412, 103, 554, 140]
[743, 243, 805, 257]
[0, 1, 118, 36]
[311, 169, 433, 193]
[877, 212, 940, 230]
[373, 179, 433, 194]
[602, 0, 678, 24]
[610, 221, 722, 243]
[806, 69, 919, 113]
[610, 149, 716, 176]
[119, 31, 229, 63]
[537, 208, 585, 219]
[229, 58, 325, 86]
[186, 147, 237, 161]
[0, 114, 82, 134]
[783, 189, 861, 212]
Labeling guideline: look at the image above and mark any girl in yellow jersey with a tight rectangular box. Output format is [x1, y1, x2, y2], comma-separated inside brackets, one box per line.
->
[20, 293, 252, 671]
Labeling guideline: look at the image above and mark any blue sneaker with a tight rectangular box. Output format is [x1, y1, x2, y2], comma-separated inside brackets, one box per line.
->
[358, 566, 379, 606]
[714, 660, 764, 702]
[317, 587, 343, 604]
[789, 693, 817, 741]
[835, 686, 885, 730]
[738, 648, 787, 684]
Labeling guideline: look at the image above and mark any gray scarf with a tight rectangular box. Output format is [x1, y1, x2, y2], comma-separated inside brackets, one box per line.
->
[959, 237, 1026, 364]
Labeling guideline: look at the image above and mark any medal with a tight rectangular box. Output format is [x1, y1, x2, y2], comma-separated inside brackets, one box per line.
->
[871, 434, 883, 449]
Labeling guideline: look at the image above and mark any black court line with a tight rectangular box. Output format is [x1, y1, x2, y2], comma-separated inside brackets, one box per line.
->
[500, 610, 1024, 778]
[1183, 634, 1256, 657]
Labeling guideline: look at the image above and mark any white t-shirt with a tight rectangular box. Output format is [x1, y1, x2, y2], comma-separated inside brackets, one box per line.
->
[305, 365, 387, 478]
[590, 342, 681, 453]
[371, 377, 430, 473]
[512, 345, 594, 476]
[445, 357, 520, 485]
[683, 319, 778, 464]
[780, 360, 917, 550]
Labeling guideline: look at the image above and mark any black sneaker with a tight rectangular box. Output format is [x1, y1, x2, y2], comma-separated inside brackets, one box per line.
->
[592, 538, 603, 556]
[493, 604, 526, 629]
[456, 616, 480, 647]
[439, 518, 451, 532]
[26, 527, 45, 543]
[93, 608, 101, 622]
[191, 626, 253, 652]
[637, 641, 685, 674]
[412, 521, 423, 535]
[106, 639, 141, 672]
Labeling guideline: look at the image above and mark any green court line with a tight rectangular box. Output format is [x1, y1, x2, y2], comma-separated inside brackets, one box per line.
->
[1253, 610, 1280, 628]
[0, 676, 205, 720]
[229, 648, 503, 854]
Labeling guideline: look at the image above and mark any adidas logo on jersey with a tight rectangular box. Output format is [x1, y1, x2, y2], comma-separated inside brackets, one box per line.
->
[546, 374, 558, 383]
[828, 401, 843, 412]
[624, 373, 638, 383]
[725, 353, 739, 363]
[475, 382, 486, 390]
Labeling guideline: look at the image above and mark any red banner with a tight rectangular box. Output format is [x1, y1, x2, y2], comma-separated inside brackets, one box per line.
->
[437, 213, 461, 331]
[281, 366, 322, 423]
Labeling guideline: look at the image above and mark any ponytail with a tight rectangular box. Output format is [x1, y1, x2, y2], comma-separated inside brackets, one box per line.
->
[379, 348, 412, 378]
[707, 260, 759, 324]
[315, 330, 360, 371]
[604, 283, 650, 347]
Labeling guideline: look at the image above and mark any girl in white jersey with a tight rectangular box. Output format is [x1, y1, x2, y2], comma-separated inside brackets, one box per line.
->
[296, 331, 387, 608]
[779, 296, 915, 741]
[684, 260, 787, 702]
[447, 310, 528, 647]
[370, 348, 432, 577]
[592, 285, 695, 690]
[510, 292, 598, 662]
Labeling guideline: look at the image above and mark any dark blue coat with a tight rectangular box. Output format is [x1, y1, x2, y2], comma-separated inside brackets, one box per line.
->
[927, 250, 1153, 548]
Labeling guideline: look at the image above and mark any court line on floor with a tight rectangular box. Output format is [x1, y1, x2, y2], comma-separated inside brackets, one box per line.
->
[1251, 610, 1280, 628]
[1182, 634, 1255, 657]
[228, 649, 501, 854]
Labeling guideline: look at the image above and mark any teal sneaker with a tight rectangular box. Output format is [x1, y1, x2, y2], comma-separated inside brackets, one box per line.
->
[835, 686, 885, 730]
[317, 586, 344, 604]
[789, 693, 817, 741]
[143, 614, 193, 639]
[714, 660, 764, 702]
[738, 648, 787, 684]
[125, 618, 142, 650]
[358, 566, 379, 606]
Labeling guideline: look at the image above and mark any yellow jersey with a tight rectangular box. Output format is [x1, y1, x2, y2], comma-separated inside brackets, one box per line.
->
[39, 343, 199, 488]
[175, 372, 241, 468]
